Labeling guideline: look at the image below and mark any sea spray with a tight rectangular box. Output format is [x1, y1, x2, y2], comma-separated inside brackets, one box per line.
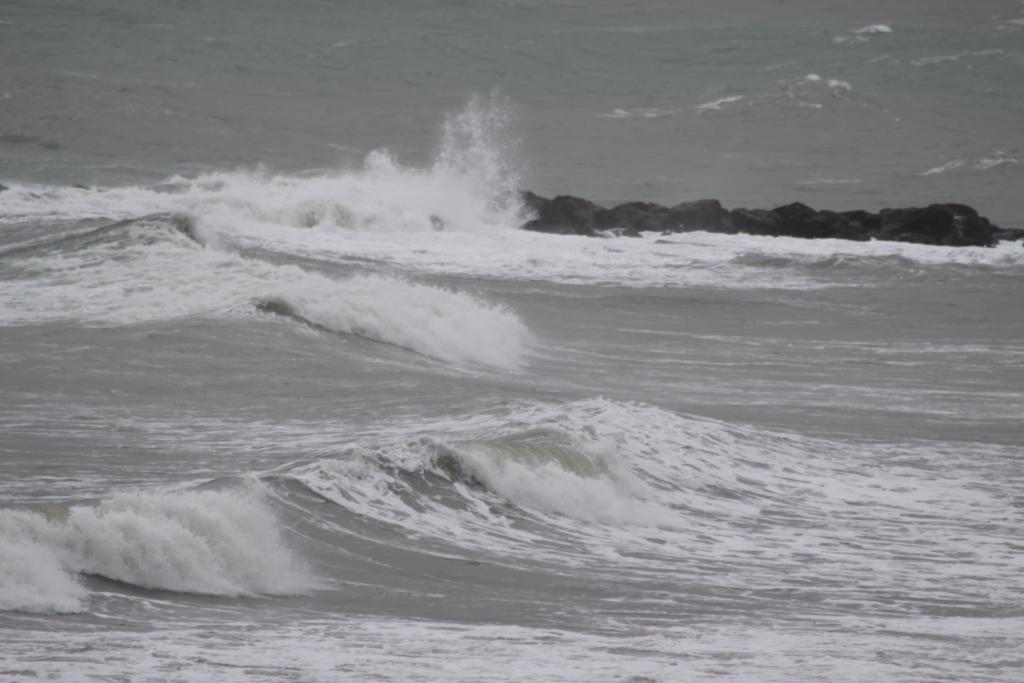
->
[433, 91, 524, 220]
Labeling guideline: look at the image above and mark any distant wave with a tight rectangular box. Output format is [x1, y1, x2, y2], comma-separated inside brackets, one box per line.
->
[833, 23, 892, 44]
[694, 95, 744, 115]
[911, 49, 1004, 67]
[596, 107, 680, 119]
[920, 152, 1019, 176]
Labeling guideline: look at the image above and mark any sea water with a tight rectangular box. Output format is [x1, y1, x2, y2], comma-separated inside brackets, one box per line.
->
[1, 1, 1022, 681]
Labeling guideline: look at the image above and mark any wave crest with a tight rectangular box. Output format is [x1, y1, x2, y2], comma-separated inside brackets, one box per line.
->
[254, 274, 531, 370]
[0, 485, 318, 613]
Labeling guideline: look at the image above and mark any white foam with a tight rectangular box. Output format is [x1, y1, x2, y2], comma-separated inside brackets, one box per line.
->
[973, 155, 1019, 171]
[920, 153, 1018, 176]
[596, 107, 679, 119]
[834, 24, 892, 44]
[694, 95, 744, 114]
[920, 160, 965, 176]
[800, 177, 863, 185]
[912, 49, 1004, 67]
[0, 485, 317, 612]
[802, 74, 851, 92]
[0, 513, 88, 613]
[855, 24, 892, 34]
[11, 615, 1021, 683]
[448, 432, 672, 526]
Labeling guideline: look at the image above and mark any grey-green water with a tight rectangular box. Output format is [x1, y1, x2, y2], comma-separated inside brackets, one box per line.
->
[1, 2, 1022, 681]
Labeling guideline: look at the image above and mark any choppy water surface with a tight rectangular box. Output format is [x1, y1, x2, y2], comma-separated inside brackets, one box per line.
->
[1, 1, 1023, 681]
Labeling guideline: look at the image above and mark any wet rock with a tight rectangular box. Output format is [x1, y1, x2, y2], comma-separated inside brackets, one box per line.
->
[878, 204, 997, 246]
[520, 193, 602, 236]
[596, 201, 668, 233]
[664, 199, 729, 232]
[770, 202, 825, 238]
[729, 208, 782, 236]
[879, 206, 955, 244]
[947, 214, 994, 247]
[771, 203, 872, 241]
[992, 226, 1024, 242]
[837, 210, 881, 237]
[517, 190, 1008, 245]
[519, 190, 549, 217]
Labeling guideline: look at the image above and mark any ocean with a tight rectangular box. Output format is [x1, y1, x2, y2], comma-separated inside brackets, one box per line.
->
[1, 1, 1022, 681]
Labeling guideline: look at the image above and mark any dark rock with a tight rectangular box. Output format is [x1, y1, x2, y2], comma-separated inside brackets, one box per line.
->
[878, 206, 954, 244]
[663, 199, 729, 232]
[771, 201, 817, 222]
[516, 189, 1006, 246]
[0, 184, 8, 193]
[837, 210, 881, 236]
[519, 190, 549, 217]
[827, 212, 873, 241]
[596, 201, 668, 233]
[936, 203, 979, 219]
[770, 202, 827, 238]
[992, 227, 1024, 242]
[520, 193, 602, 236]
[762, 203, 871, 240]
[729, 208, 782, 236]
[946, 215, 993, 247]
[876, 204, 998, 246]
[928, 203, 995, 247]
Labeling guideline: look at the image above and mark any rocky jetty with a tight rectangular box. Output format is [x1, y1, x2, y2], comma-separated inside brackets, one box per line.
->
[519, 192, 1023, 246]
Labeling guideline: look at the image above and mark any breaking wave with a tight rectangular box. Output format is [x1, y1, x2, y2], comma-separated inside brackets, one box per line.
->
[0, 484, 317, 613]
[252, 275, 530, 370]
[0, 97, 531, 370]
[275, 395, 1019, 599]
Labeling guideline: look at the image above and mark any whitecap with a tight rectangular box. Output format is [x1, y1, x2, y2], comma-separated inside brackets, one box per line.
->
[912, 49, 1004, 67]
[920, 160, 965, 176]
[854, 24, 892, 34]
[973, 156, 1019, 171]
[596, 107, 678, 119]
[258, 275, 531, 370]
[833, 24, 891, 44]
[694, 95, 744, 114]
